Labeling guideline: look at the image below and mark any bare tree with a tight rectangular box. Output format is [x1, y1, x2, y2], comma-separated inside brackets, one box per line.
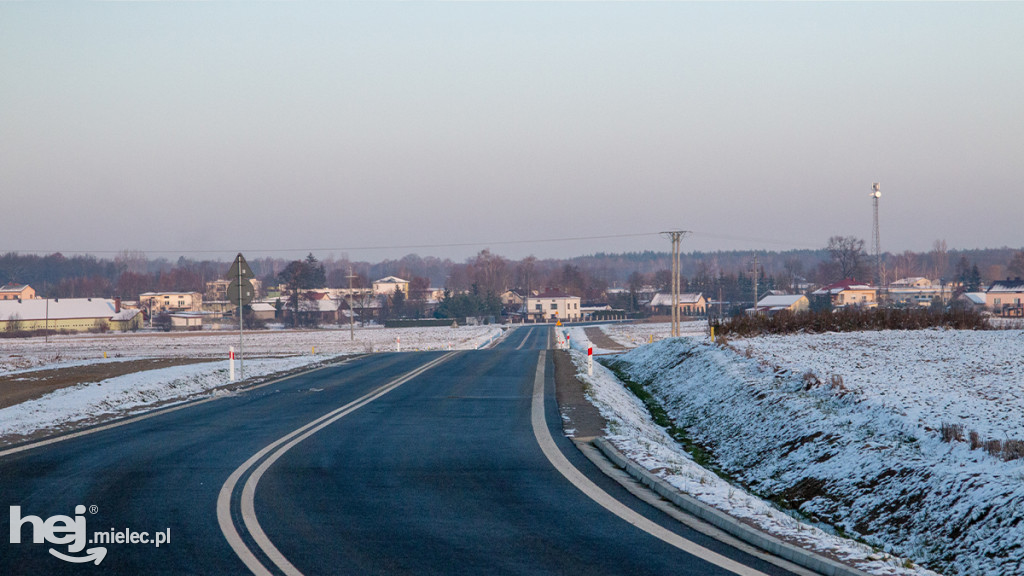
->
[1007, 250, 1024, 279]
[826, 236, 867, 281]
[931, 239, 949, 281]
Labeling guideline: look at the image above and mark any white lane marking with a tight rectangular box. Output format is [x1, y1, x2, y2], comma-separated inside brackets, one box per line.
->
[0, 359, 353, 460]
[515, 328, 532, 350]
[218, 352, 456, 576]
[530, 351, 770, 576]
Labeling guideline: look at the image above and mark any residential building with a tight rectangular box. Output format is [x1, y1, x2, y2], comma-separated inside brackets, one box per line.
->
[205, 278, 262, 302]
[372, 276, 409, 296]
[0, 284, 36, 301]
[649, 293, 707, 316]
[986, 278, 1024, 317]
[0, 298, 130, 332]
[139, 292, 204, 314]
[524, 291, 582, 322]
[811, 279, 878, 308]
[749, 294, 810, 315]
[886, 277, 953, 307]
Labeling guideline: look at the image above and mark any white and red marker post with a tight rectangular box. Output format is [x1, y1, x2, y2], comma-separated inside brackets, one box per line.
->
[229, 346, 236, 381]
[587, 346, 593, 376]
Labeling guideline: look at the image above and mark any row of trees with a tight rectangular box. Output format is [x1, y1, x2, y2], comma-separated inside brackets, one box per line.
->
[3, 243, 1022, 311]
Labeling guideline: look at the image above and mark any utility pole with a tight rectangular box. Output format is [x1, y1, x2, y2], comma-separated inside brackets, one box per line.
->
[661, 230, 690, 337]
[347, 266, 357, 341]
[752, 254, 759, 314]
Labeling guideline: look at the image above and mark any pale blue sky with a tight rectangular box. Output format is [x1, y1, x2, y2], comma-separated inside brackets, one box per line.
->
[2, 2, 1022, 261]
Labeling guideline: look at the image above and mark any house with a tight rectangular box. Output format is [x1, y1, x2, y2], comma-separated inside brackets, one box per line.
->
[649, 293, 707, 316]
[139, 292, 204, 314]
[0, 298, 126, 333]
[250, 302, 279, 322]
[0, 284, 36, 301]
[811, 279, 878, 308]
[169, 312, 204, 330]
[957, 292, 987, 312]
[749, 294, 810, 315]
[887, 277, 952, 307]
[986, 278, 1024, 317]
[500, 291, 524, 307]
[523, 291, 582, 322]
[109, 308, 144, 331]
[205, 278, 262, 301]
[372, 276, 409, 296]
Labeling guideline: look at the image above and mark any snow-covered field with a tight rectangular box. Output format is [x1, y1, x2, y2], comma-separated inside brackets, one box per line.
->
[0, 325, 504, 442]
[0, 325, 503, 374]
[600, 320, 707, 348]
[578, 323, 1024, 576]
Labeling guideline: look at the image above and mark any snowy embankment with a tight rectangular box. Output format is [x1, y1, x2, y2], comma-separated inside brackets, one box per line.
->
[591, 326, 1024, 576]
[0, 326, 503, 442]
[565, 326, 934, 575]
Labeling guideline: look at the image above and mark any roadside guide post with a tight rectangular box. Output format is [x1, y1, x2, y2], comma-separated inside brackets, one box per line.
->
[229, 346, 236, 381]
[587, 347, 593, 376]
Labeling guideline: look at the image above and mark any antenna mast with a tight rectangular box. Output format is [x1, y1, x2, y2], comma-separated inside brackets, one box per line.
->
[871, 183, 883, 294]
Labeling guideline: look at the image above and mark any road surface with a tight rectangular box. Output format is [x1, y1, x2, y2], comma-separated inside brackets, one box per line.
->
[1, 326, 796, 575]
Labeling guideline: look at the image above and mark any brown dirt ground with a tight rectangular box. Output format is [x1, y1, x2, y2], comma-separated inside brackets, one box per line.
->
[0, 358, 214, 410]
[582, 327, 628, 351]
[553, 349, 607, 439]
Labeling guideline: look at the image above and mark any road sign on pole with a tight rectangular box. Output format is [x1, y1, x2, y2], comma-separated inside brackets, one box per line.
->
[226, 253, 254, 379]
[227, 278, 255, 307]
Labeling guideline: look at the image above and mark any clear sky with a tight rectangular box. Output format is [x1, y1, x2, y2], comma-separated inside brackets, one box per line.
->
[2, 2, 1022, 262]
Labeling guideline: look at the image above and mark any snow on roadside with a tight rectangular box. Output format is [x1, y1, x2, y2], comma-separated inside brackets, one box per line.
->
[599, 321, 706, 348]
[0, 325, 503, 374]
[0, 356, 318, 441]
[0, 326, 504, 442]
[602, 327, 1024, 576]
[566, 327, 939, 576]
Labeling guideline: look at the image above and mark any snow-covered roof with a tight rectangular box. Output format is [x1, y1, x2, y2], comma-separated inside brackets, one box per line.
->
[373, 276, 408, 284]
[649, 293, 704, 307]
[961, 292, 987, 305]
[111, 308, 142, 322]
[756, 295, 806, 308]
[532, 291, 580, 299]
[251, 303, 277, 312]
[0, 283, 31, 293]
[811, 279, 876, 295]
[0, 298, 117, 321]
[890, 277, 934, 288]
[987, 279, 1024, 293]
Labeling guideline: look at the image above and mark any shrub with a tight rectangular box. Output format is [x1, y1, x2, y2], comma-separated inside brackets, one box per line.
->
[940, 422, 965, 443]
[969, 430, 982, 450]
[713, 306, 988, 338]
[1003, 440, 1024, 462]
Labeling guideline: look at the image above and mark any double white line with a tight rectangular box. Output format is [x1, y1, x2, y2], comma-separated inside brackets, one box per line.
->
[217, 352, 456, 576]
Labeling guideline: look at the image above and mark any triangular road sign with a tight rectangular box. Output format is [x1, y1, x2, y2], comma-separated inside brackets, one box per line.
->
[227, 253, 255, 280]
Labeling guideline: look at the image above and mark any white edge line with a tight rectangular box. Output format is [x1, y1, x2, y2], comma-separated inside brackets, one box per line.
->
[219, 352, 455, 576]
[530, 350, 771, 576]
[0, 358, 354, 460]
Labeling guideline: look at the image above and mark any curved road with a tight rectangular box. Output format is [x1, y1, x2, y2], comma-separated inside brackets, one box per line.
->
[1, 327, 796, 575]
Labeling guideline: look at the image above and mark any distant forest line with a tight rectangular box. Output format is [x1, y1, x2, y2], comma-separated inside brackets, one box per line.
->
[1, 243, 1022, 305]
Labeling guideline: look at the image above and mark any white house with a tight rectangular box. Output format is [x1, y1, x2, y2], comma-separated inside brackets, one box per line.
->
[649, 293, 706, 316]
[524, 291, 582, 322]
[372, 276, 409, 296]
[749, 294, 810, 315]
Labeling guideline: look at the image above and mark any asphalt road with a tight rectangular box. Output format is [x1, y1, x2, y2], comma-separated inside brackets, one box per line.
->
[1, 326, 796, 575]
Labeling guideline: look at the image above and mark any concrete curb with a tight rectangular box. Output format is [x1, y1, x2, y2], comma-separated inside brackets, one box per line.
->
[592, 437, 873, 576]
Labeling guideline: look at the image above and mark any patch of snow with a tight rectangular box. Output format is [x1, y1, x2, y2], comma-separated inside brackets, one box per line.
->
[567, 326, 942, 575]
